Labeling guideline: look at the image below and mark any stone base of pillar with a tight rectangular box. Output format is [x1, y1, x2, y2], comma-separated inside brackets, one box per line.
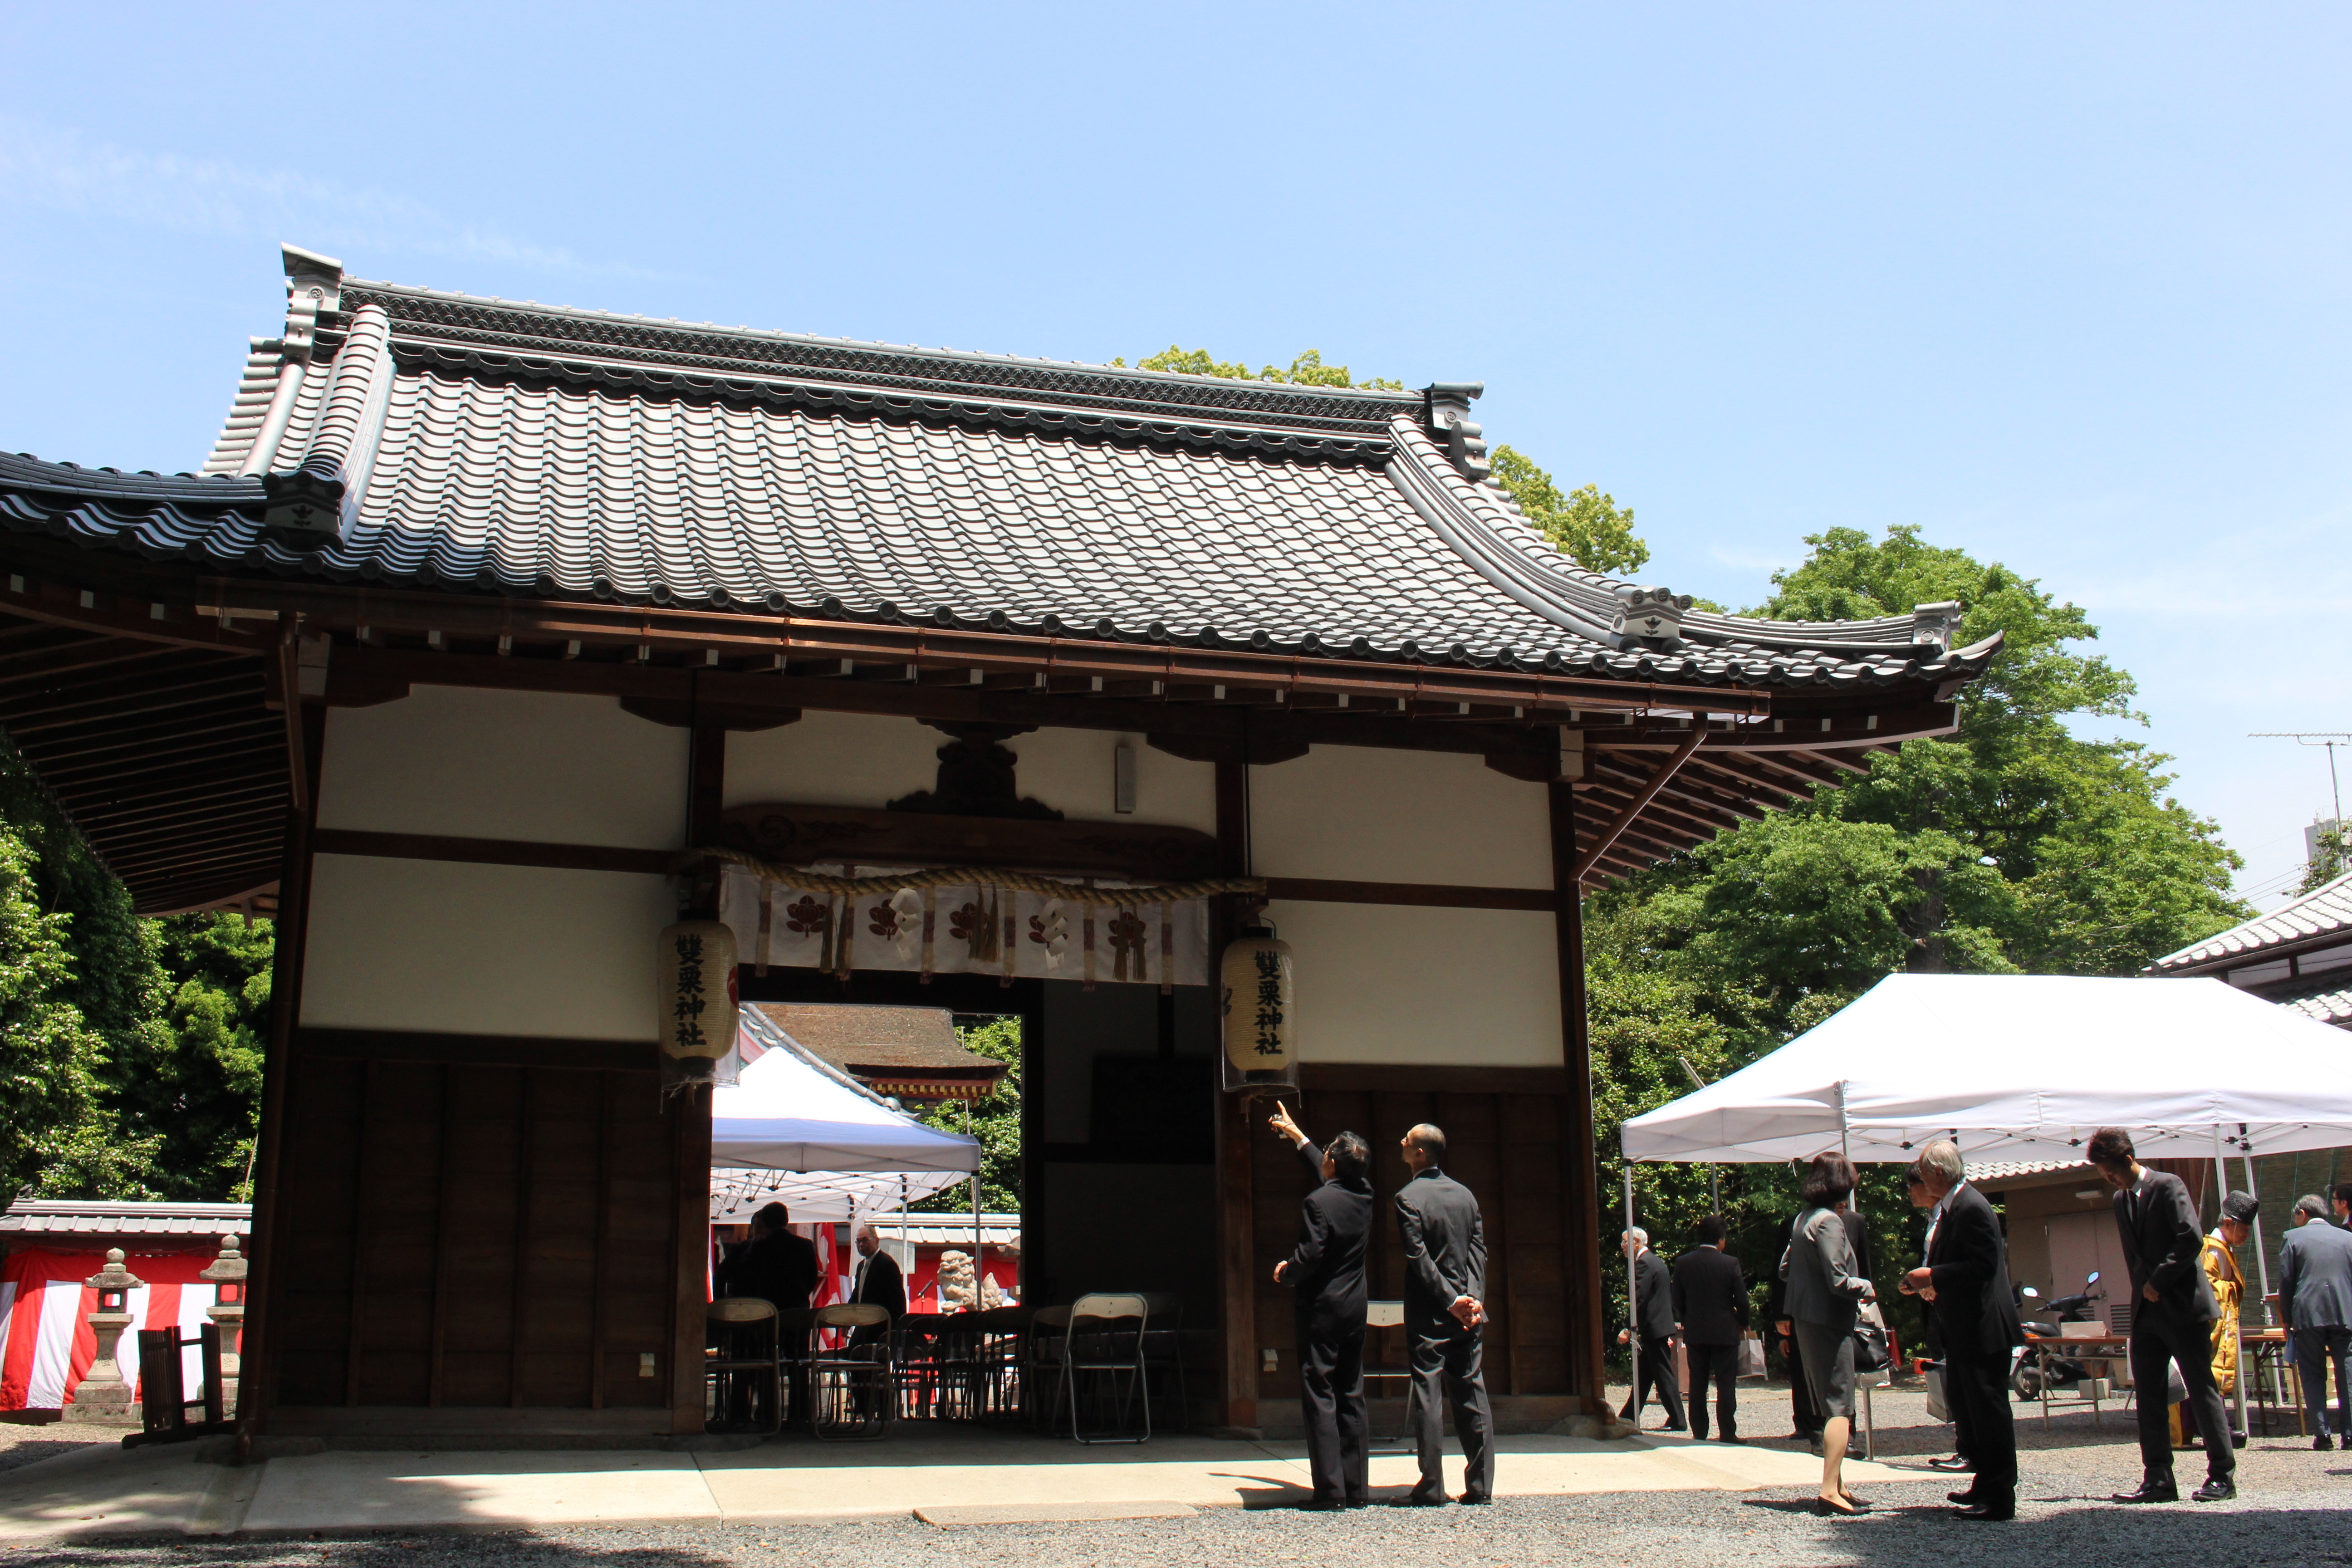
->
[61, 1388, 136, 1423]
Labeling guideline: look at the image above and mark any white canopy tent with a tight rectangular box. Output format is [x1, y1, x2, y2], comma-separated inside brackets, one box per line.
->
[1622, 974, 2352, 1166]
[1618, 973, 2352, 1449]
[710, 1009, 980, 1225]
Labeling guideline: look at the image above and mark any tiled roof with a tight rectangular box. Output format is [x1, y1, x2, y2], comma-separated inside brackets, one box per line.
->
[2150, 869, 2352, 973]
[0, 248, 1996, 695]
[749, 1002, 1004, 1079]
[0, 1199, 250, 1237]
[2287, 983, 2352, 1028]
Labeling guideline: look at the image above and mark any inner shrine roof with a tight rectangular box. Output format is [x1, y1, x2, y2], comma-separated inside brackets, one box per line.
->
[0, 248, 1994, 698]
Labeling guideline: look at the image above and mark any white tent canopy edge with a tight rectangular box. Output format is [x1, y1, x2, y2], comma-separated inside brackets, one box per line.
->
[1620, 974, 2352, 1166]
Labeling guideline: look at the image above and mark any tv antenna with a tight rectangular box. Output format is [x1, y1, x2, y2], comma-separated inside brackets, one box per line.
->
[2250, 732, 2350, 833]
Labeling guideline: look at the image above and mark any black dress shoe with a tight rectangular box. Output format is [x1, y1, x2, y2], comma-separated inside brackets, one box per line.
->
[1927, 1454, 1974, 1472]
[2112, 1479, 2179, 1504]
[1947, 1489, 1977, 1505]
[1954, 1503, 2014, 1521]
[2191, 1477, 2236, 1503]
[1298, 1499, 1343, 1511]
[1395, 1490, 1447, 1508]
[2315, 1433, 2336, 1452]
[1810, 1497, 1859, 1518]
[1457, 1492, 1492, 1505]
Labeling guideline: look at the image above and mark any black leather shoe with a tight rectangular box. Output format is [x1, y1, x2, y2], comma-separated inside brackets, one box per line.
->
[2316, 1433, 2336, 1452]
[2112, 1479, 2179, 1504]
[1811, 1497, 1859, 1517]
[1298, 1499, 1343, 1511]
[1927, 1454, 1974, 1472]
[1457, 1492, 1491, 1505]
[1954, 1503, 2014, 1521]
[1947, 1490, 1977, 1505]
[2191, 1477, 2236, 1503]
[1395, 1489, 1447, 1508]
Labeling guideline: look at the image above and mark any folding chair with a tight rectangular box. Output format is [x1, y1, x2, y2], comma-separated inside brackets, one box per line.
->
[808, 1303, 893, 1440]
[1061, 1293, 1151, 1444]
[1026, 1305, 1072, 1431]
[706, 1298, 784, 1436]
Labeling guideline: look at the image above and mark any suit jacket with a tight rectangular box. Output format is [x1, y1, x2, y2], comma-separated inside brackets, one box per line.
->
[1631, 1248, 1676, 1339]
[1923, 1182, 2023, 1359]
[1780, 1205, 1871, 1331]
[1765, 1207, 1871, 1322]
[1396, 1166, 1486, 1333]
[716, 1229, 820, 1314]
[2111, 1168, 2218, 1327]
[2281, 1218, 2352, 1330]
[1672, 1245, 1749, 1345]
[1285, 1139, 1373, 1338]
[850, 1247, 906, 1319]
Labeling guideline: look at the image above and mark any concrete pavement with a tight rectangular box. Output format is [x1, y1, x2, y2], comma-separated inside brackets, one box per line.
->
[0, 1426, 1941, 1541]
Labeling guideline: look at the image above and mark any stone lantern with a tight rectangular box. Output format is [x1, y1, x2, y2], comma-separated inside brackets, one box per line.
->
[198, 1232, 248, 1415]
[65, 1249, 143, 1423]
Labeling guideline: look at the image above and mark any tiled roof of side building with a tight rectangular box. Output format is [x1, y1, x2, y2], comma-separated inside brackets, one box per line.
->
[0, 246, 1998, 693]
[2148, 868, 2352, 973]
[2292, 987, 2352, 1028]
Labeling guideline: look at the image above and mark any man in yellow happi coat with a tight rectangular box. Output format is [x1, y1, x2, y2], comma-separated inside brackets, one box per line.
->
[2171, 1191, 2257, 1449]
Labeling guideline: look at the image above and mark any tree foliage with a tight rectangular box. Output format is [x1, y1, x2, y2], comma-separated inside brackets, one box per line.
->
[1488, 446, 1651, 575]
[0, 740, 271, 1200]
[1584, 524, 2247, 1355]
[910, 1015, 1021, 1214]
[1118, 346, 1402, 391]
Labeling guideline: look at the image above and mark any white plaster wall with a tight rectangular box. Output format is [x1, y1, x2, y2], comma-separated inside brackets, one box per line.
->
[319, 687, 687, 847]
[1248, 744, 1551, 888]
[1267, 900, 1563, 1066]
[301, 855, 673, 1039]
[724, 711, 1215, 831]
[1016, 728, 1215, 832]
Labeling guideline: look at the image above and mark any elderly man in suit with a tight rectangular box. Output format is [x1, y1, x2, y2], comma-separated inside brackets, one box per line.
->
[2088, 1128, 2235, 1503]
[1395, 1122, 1494, 1506]
[1618, 1228, 1688, 1431]
[1673, 1215, 1749, 1443]
[1268, 1104, 1374, 1509]
[2283, 1192, 2352, 1449]
[1901, 1140, 2023, 1521]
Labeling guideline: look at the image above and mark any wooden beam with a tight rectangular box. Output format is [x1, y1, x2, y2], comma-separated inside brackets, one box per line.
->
[1572, 729, 1706, 885]
[311, 828, 674, 876]
[280, 626, 309, 813]
[1547, 780, 1607, 1416]
[1264, 877, 1555, 912]
[1213, 759, 1255, 1431]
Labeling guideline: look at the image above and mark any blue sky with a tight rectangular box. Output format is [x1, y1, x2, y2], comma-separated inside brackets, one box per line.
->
[2, 3, 2346, 909]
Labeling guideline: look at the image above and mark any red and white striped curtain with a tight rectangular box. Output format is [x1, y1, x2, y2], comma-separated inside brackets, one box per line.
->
[0, 1249, 220, 1412]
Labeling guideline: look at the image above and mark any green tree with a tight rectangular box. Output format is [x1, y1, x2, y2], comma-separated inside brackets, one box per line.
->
[1488, 447, 1651, 575]
[0, 817, 157, 1199]
[1584, 524, 2246, 1351]
[2302, 823, 2348, 896]
[911, 1015, 1021, 1213]
[1119, 346, 1403, 390]
[147, 913, 272, 1200]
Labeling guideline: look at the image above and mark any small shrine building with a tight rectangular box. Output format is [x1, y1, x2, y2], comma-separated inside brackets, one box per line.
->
[0, 245, 1996, 1445]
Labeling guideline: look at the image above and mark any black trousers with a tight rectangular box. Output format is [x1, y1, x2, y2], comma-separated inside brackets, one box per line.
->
[1684, 1341, 1739, 1440]
[1409, 1319, 1495, 1500]
[1298, 1323, 1369, 1504]
[2294, 1326, 2352, 1437]
[1944, 1349, 2016, 1504]
[1782, 1325, 1823, 1436]
[1621, 1333, 1687, 1427]
[2132, 1311, 2234, 1478]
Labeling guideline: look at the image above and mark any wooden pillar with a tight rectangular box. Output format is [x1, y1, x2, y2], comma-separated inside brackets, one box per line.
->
[1548, 779, 1607, 1416]
[237, 701, 326, 1454]
[670, 718, 725, 1432]
[1211, 758, 1256, 1431]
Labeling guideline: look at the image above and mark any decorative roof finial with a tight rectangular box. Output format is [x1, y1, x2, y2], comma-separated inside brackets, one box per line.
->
[1423, 383, 1490, 482]
[1613, 586, 1694, 650]
[1910, 601, 1961, 652]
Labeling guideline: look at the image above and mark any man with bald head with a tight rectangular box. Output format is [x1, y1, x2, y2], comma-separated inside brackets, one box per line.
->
[1394, 1122, 1494, 1505]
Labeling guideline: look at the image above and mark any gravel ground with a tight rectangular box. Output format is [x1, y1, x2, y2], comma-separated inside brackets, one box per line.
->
[0, 1379, 2341, 1567]
[0, 1422, 131, 1479]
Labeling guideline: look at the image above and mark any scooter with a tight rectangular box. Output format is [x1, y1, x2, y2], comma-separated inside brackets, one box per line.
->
[2012, 1271, 2105, 1401]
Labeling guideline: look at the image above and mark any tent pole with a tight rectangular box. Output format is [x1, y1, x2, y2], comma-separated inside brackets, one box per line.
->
[966, 1098, 983, 1308]
[2238, 1129, 2283, 1413]
[2214, 1124, 2248, 1437]
[1836, 1082, 1874, 1461]
[1622, 1160, 1636, 1429]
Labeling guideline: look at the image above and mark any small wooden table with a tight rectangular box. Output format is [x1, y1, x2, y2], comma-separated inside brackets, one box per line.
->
[2021, 1331, 2127, 1429]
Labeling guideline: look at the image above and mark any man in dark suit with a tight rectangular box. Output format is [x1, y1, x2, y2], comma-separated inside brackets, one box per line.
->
[1617, 1228, 1688, 1431]
[1269, 1104, 1374, 1509]
[2088, 1128, 2236, 1503]
[2282, 1193, 2352, 1447]
[1394, 1122, 1494, 1506]
[713, 1201, 823, 1426]
[1672, 1215, 1749, 1442]
[1901, 1140, 2022, 1522]
[848, 1224, 906, 1338]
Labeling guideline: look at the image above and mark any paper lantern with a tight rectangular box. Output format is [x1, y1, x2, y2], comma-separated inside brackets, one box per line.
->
[658, 920, 740, 1078]
[1220, 927, 1294, 1080]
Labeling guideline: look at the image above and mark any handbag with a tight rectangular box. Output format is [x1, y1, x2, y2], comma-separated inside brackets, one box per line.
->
[1852, 1300, 1892, 1375]
[1737, 1333, 1767, 1380]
